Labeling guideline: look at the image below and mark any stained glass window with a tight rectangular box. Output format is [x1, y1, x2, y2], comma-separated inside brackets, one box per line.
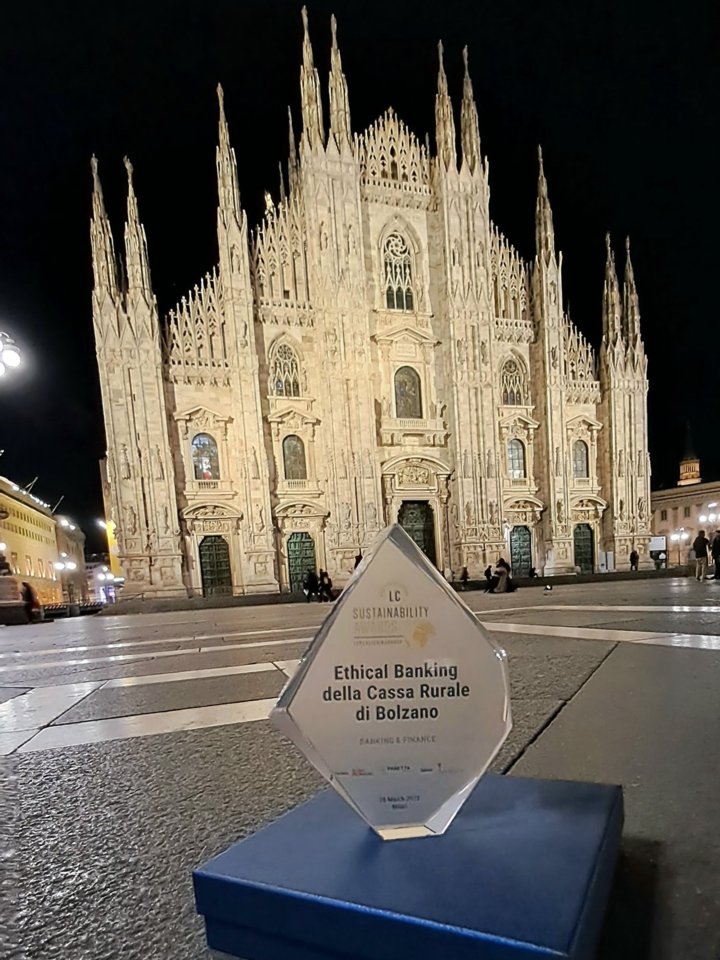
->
[270, 343, 301, 397]
[383, 233, 414, 311]
[192, 433, 220, 480]
[394, 366, 422, 419]
[283, 435, 307, 480]
[508, 439, 527, 480]
[501, 358, 529, 405]
[573, 440, 589, 479]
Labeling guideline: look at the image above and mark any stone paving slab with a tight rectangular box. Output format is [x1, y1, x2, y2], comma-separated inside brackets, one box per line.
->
[0, 686, 29, 705]
[56, 672, 288, 724]
[4, 640, 311, 688]
[511, 643, 720, 960]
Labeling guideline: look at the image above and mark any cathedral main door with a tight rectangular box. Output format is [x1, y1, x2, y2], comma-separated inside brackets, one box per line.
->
[199, 535, 232, 597]
[398, 501, 437, 567]
[510, 525, 532, 578]
[287, 532, 316, 593]
[573, 524, 594, 574]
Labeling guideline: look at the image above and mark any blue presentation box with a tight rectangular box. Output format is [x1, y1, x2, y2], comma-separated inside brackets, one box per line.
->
[194, 774, 623, 960]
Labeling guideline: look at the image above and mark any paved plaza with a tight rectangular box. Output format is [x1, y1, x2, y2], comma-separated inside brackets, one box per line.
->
[2, 577, 720, 959]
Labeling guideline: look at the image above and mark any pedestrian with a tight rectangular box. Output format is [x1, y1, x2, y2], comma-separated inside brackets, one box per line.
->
[490, 558, 516, 593]
[712, 531, 720, 580]
[528, 566, 538, 578]
[318, 569, 334, 602]
[692, 529, 710, 582]
[303, 569, 319, 602]
[483, 565, 493, 591]
[629, 549, 639, 572]
[459, 566, 469, 590]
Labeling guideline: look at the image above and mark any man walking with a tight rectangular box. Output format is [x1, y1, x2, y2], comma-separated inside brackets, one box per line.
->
[692, 529, 710, 582]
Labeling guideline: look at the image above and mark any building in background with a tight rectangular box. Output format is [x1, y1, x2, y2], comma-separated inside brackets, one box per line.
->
[90, 9, 652, 598]
[55, 516, 87, 602]
[0, 475, 63, 603]
[651, 453, 720, 565]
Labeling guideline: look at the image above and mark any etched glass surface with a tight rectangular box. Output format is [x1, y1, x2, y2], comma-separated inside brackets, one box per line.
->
[272, 524, 512, 840]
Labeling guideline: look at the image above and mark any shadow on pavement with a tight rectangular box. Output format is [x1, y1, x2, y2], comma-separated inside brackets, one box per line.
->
[599, 836, 660, 959]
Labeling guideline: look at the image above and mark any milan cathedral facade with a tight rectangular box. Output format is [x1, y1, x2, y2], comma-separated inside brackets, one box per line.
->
[90, 9, 652, 597]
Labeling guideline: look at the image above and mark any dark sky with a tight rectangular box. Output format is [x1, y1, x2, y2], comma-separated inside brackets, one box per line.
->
[0, 0, 716, 549]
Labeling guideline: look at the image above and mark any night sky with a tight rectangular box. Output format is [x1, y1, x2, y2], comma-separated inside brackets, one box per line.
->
[0, 0, 716, 549]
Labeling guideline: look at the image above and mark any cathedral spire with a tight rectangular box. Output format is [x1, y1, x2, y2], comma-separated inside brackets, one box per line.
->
[300, 6, 324, 149]
[328, 13, 351, 148]
[216, 83, 242, 229]
[435, 41, 457, 172]
[602, 233, 622, 344]
[90, 156, 118, 298]
[288, 106, 299, 194]
[460, 46, 481, 174]
[535, 146, 556, 264]
[623, 236, 642, 343]
[123, 157, 152, 299]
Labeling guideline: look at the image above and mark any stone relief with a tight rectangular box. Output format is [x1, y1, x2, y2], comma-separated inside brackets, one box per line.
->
[124, 504, 137, 535]
[120, 444, 132, 480]
[398, 464, 430, 486]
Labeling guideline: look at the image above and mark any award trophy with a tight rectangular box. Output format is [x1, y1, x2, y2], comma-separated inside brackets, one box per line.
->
[194, 525, 624, 960]
[271, 524, 512, 838]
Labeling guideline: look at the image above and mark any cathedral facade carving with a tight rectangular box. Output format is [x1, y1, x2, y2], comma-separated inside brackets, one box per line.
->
[90, 9, 652, 597]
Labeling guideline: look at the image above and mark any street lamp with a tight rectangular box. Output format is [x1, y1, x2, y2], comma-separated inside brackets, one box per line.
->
[670, 530, 690, 565]
[0, 332, 21, 377]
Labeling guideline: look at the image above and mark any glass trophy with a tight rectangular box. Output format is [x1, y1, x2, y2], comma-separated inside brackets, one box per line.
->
[271, 524, 512, 840]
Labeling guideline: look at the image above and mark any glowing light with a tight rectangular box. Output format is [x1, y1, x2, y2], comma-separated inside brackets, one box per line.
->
[1, 347, 20, 368]
[55, 562, 65, 571]
[0, 362, 5, 377]
[97, 573, 106, 581]
[699, 515, 707, 523]
[0, 542, 6, 551]
[710, 514, 717, 523]
[65, 561, 77, 571]
[59, 519, 69, 527]
[97, 519, 107, 529]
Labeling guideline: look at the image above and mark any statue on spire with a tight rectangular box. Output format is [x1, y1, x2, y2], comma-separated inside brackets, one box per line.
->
[299, 6, 324, 149]
[288, 106, 299, 194]
[602, 233, 622, 344]
[460, 47, 481, 174]
[90, 156, 118, 298]
[623, 236, 642, 343]
[328, 13, 351, 148]
[535, 146, 556, 264]
[123, 156, 153, 299]
[216, 83, 242, 230]
[435, 41, 457, 172]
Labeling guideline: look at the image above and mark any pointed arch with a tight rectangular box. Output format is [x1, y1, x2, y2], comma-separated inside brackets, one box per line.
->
[379, 216, 422, 312]
[500, 353, 530, 405]
[507, 438, 527, 479]
[269, 336, 303, 397]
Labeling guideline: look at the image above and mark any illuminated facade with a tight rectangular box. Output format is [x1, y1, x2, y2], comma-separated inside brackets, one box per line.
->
[90, 9, 652, 597]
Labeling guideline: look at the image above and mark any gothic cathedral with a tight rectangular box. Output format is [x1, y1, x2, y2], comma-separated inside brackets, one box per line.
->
[90, 8, 652, 598]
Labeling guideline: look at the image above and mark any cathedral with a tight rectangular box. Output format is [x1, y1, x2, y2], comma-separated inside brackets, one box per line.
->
[90, 8, 652, 598]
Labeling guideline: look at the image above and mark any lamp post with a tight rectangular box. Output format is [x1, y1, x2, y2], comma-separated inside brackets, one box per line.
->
[0, 332, 21, 378]
[669, 530, 689, 566]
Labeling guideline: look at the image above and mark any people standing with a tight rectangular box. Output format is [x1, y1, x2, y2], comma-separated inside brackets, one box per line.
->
[629, 549, 639, 572]
[459, 566, 469, 590]
[692, 530, 710, 582]
[303, 569, 319, 602]
[490, 558, 516, 593]
[318, 569, 334, 602]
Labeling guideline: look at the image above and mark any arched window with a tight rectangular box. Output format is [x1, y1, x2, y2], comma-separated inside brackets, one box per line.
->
[573, 440, 589, 479]
[270, 343, 301, 397]
[192, 433, 220, 480]
[394, 366, 422, 419]
[507, 439, 526, 480]
[283, 435, 307, 480]
[383, 233, 414, 311]
[501, 358, 529, 405]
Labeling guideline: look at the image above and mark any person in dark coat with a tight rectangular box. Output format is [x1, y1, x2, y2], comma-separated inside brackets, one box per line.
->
[354, 552, 363, 569]
[318, 569, 334, 602]
[629, 549, 639, 571]
[459, 566, 469, 590]
[303, 569, 319, 602]
[692, 530, 710, 582]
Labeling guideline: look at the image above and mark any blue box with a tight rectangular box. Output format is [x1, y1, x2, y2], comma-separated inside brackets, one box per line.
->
[194, 774, 623, 960]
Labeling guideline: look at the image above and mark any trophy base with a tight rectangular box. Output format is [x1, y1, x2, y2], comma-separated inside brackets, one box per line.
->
[194, 773, 623, 960]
